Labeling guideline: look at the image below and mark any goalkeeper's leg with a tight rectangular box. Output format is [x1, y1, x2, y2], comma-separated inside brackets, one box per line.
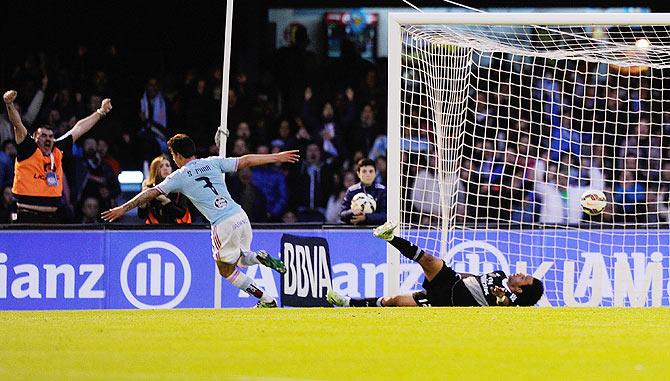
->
[374, 221, 444, 281]
[327, 289, 418, 307]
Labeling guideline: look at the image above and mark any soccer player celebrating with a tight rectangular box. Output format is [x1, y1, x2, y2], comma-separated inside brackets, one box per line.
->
[102, 134, 300, 307]
[327, 221, 544, 307]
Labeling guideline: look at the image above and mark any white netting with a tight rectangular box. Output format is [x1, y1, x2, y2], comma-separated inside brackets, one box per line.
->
[395, 20, 670, 306]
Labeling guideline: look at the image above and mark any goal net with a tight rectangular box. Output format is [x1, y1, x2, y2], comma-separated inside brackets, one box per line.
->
[386, 13, 670, 306]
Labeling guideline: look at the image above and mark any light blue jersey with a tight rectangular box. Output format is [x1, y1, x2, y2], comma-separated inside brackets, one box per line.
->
[156, 156, 242, 225]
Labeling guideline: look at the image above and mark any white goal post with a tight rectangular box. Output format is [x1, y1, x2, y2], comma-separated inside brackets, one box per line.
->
[386, 12, 670, 306]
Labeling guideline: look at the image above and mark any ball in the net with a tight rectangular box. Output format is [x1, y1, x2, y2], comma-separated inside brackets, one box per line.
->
[580, 189, 607, 216]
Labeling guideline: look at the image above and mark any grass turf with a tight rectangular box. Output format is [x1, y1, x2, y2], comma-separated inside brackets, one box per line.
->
[1, 308, 669, 381]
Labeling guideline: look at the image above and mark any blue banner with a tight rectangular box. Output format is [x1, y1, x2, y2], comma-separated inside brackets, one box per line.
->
[0, 229, 668, 309]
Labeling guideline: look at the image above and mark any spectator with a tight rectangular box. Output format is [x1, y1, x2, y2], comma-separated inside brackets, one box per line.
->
[281, 210, 297, 224]
[550, 111, 590, 161]
[325, 170, 356, 224]
[657, 162, 670, 224]
[271, 119, 294, 152]
[358, 67, 386, 116]
[137, 77, 168, 161]
[455, 159, 480, 224]
[292, 116, 313, 153]
[645, 190, 666, 224]
[351, 103, 379, 154]
[340, 158, 387, 225]
[229, 167, 267, 222]
[231, 138, 250, 157]
[0, 186, 15, 223]
[3, 90, 112, 223]
[0, 140, 17, 188]
[288, 143, 334, 222]
[51, 88, 80, 123]
[510, 167, 537, 224]
[272, 22, 318, 117]
[535, 164, 586, 225]
[302, 90, 346, 166]
[230, 122, 253, 152]
[79, 196, 101, 224]
[137, 155, 191, 224]
[410, 156, 441, 221]
[251, 144, 288, 221]
[73, 137, 121, 212]
[96, 138, 121, 176]
[612, 169, 646, 223]
[185, 78, 217, 151]
[316, 101, 346, 164]
[333, 88, 357, 137]
[0, 75, 47, 143]
[374, 155, 387, 186]
[367, 134, 387, 161]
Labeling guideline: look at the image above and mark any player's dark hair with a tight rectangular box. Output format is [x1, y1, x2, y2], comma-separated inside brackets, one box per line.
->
[357, 158, 375, 171]
[516, 278, 544, 306]
[167, 134, 196, 158]
[31, 124, 54, 138]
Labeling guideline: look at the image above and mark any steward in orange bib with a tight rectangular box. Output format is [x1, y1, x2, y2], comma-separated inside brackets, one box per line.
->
[3, 90, 112, 223]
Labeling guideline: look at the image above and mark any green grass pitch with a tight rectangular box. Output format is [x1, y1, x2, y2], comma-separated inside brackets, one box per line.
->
[1, 308, 669, 380]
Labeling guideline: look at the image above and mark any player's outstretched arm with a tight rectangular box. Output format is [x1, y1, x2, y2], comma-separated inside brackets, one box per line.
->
[101, 187, 161, 222]
[237, 150, 300, 170]
[66, 98, 113, 143]
[3, 90, 28, 144]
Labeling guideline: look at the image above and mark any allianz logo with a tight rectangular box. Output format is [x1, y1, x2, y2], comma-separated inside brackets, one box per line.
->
[0, 252, 105, 299]
[120, 241, 191, 309]
[0, 241, 191, 309]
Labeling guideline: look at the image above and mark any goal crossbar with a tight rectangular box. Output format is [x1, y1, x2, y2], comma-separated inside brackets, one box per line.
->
[389, 12, 670, 26]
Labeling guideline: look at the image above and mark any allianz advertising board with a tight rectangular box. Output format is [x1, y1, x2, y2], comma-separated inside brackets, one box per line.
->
[0, 229, 669, 309]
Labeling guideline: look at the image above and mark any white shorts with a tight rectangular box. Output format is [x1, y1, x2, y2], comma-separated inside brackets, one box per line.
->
[210, 210, 252, 264]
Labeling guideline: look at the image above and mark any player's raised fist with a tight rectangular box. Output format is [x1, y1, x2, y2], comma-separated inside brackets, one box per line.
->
[3, 90, 17, 104]
[100, 98, 113, 114]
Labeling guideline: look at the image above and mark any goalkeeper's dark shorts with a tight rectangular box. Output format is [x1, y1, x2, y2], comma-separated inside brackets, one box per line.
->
[412, 261, 460, 307]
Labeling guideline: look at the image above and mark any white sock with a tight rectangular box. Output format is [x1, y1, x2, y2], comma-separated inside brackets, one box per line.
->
[225, 268, 272, 302]
[238, 251, 260, 266]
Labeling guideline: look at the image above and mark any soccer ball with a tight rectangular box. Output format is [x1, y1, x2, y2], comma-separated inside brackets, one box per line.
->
[581, 190, 607, 216]
[352, 193, 377, 214]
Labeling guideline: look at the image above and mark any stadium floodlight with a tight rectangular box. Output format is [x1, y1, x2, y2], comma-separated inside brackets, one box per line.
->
[386, 12, 670, 305]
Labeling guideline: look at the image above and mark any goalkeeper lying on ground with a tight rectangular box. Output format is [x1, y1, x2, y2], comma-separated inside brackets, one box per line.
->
[327, 221, 544, 307]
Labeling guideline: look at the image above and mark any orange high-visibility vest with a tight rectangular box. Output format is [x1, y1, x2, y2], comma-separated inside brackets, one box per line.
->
[12, 146, 64, 206]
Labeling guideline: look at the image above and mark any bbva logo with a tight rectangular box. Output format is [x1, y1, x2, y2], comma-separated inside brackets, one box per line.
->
[120, 241, 191, 309]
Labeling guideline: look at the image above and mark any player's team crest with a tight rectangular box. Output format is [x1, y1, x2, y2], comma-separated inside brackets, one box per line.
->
[214, 197, 227, 208]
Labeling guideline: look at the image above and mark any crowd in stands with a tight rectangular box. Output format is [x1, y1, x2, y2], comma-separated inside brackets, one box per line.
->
[402, 58, 670, 227]
[0, 27, 388, 225]
[2, 28, 669, 227]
